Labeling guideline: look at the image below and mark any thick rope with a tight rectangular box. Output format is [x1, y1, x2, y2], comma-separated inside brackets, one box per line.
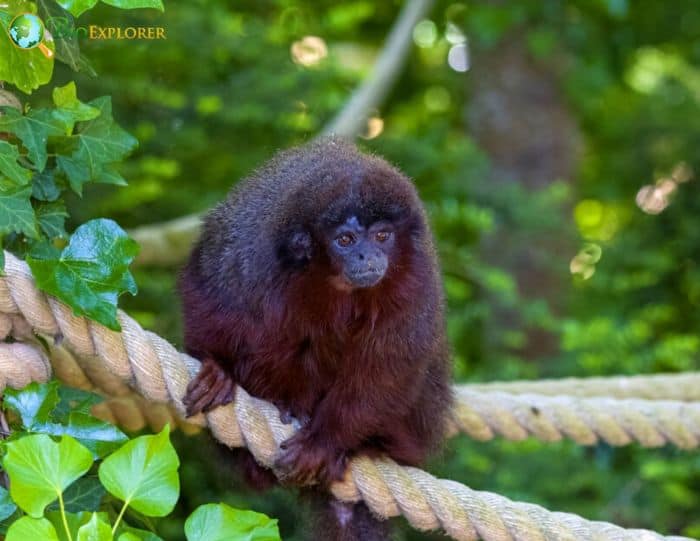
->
[451, 389, 700, 449]
[0, 252, 694, 541]
[464, 374, 700, 401]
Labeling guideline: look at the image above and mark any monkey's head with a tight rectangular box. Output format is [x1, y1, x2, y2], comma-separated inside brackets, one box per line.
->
[274, 139, 429, 293]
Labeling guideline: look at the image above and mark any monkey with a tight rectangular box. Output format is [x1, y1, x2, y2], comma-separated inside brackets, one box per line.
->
[178, 138, 452, 540]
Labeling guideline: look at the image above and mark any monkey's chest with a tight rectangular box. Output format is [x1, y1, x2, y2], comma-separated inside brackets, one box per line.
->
[236, 335, 344, 418]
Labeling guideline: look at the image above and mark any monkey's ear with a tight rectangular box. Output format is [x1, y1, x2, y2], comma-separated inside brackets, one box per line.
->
[278, 229, 314, 268]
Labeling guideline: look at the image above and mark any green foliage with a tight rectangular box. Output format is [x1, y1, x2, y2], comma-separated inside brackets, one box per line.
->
[0, 185, 38, 239]
[184, 504, 280, 541]
[4, 434, 93, 517]
[56, 0, 164, 18]
[0, 487, 18, 522]
[0, 2, 141, 335]
[76, 512, 112, 540]
[0, 81, 139, 329]
[6, 516, 60, 540]
[0, 140, 31, 187]
[4, 380, 127, 458]
[0, 383, 277, 540]
[56, 96, 138, 194]
[4, 379, 60, 428]
[98, 426, 179, 517]
[27, 219, 139, 331]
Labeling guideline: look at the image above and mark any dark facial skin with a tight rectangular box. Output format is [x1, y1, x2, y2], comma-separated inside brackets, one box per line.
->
[327, 216, 394, 290]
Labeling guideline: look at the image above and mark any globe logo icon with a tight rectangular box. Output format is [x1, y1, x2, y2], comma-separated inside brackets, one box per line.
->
[9, 13, 44, 49]
[7, 13, 54, 58]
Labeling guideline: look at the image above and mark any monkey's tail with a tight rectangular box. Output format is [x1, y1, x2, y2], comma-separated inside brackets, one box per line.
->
[303, 489, 393, 541]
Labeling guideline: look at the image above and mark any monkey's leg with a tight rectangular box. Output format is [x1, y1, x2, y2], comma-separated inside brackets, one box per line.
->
[183, 357, 235, 415]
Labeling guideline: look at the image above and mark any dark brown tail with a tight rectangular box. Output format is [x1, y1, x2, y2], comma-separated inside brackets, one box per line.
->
[304, 490, 392, 541]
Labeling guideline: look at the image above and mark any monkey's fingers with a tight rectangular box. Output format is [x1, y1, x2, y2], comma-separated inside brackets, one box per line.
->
[183, 368, 217, 414]
[184, 358, 233, 416]
[203, 374, 235, 412]
[187, 375, 226, 415]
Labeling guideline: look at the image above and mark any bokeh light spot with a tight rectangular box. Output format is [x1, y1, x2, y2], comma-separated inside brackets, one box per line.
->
[570, 243, 602, 280]
[636, 163, 694, 215]
[448, 43, 470, 72]
[446, 22, 466, 44]
[413, 19, 437, 48]
[291, 36, 328, 67]
[574, 199, 603, 228]
[361, 116, 384, 140]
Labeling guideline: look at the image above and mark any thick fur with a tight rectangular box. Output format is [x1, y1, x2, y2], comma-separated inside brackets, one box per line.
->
[179, 139, 452, 539]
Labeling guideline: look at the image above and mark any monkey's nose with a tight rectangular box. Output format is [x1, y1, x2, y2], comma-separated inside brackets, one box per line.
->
[347, 253, 388, 288]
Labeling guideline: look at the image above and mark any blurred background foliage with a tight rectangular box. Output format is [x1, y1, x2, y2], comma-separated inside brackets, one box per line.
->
[32, 0, 700, 538]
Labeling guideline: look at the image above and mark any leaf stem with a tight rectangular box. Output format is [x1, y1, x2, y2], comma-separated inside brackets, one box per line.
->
[112, 498, 130, 534]
[58, 491, 73, 541]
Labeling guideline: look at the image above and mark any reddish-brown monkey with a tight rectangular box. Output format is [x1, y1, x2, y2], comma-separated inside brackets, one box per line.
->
[179, 139, 452, 540]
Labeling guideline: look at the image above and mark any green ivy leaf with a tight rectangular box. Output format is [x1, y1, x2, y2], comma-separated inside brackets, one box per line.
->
[96, 166, 128, 186]
[56, 96, 138, 194]
[48, 476, 106, 513]
[3, 434, 93, 517]
[6, 516, 59, 541]
[54, 386, 104, 421]
[0, 107, 64, 170]
[98, 426, 179, 517]
[31, 170, 62, 201]
[0, 140, 31, 188]
[37, 412, 128, 458]
[0, 185, 38, 238]
[55, 0, 163, 18]
[117, 527, 164, 541]
[102, 0, 163, 11]
[53, 0, 98, 17]
[27, 218, 139, 330]
[77, 513, 113, 541]
[3, 381, 60, 429]
[45, 510, 108, 541]
[35, 200, 69, 238]
[52, 82, 101, 134]
[0, 487, 18, 522]
[185, 503, 281, 541]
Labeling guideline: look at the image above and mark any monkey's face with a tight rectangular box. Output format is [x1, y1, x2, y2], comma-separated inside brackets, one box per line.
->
[325, 215, 394, 290]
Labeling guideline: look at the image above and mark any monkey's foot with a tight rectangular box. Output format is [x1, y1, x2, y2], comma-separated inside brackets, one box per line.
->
[276, 429, 348, 486]
[183, 358, 235, 416]
[274, 402, 310, 428]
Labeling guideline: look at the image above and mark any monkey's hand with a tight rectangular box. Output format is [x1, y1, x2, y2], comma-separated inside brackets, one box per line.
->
[276, 429, 348, 486]
[183, 357, 236, 416]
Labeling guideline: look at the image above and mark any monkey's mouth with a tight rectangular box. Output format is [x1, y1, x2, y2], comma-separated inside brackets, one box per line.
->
[344, 269, 385, 289]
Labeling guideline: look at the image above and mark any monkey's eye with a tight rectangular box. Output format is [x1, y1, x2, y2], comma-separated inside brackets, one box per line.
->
[375, 231, 392, 243]
[335, 233, 355, 248]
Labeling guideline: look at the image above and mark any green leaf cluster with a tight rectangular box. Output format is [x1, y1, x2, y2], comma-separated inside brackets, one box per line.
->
[0, 82, 139, 329]
[0, 382, 280, 541]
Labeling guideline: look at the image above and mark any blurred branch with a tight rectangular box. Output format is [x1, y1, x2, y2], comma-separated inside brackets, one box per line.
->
[130, 0, 433, 267]
[130, 214, 202, 267]
[321, 0, 434, 138]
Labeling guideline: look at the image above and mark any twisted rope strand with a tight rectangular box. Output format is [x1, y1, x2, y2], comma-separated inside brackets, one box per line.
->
[463, 373, 700, 401]
[0, 252, 694, 541]
[451, 389, 700, 449]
